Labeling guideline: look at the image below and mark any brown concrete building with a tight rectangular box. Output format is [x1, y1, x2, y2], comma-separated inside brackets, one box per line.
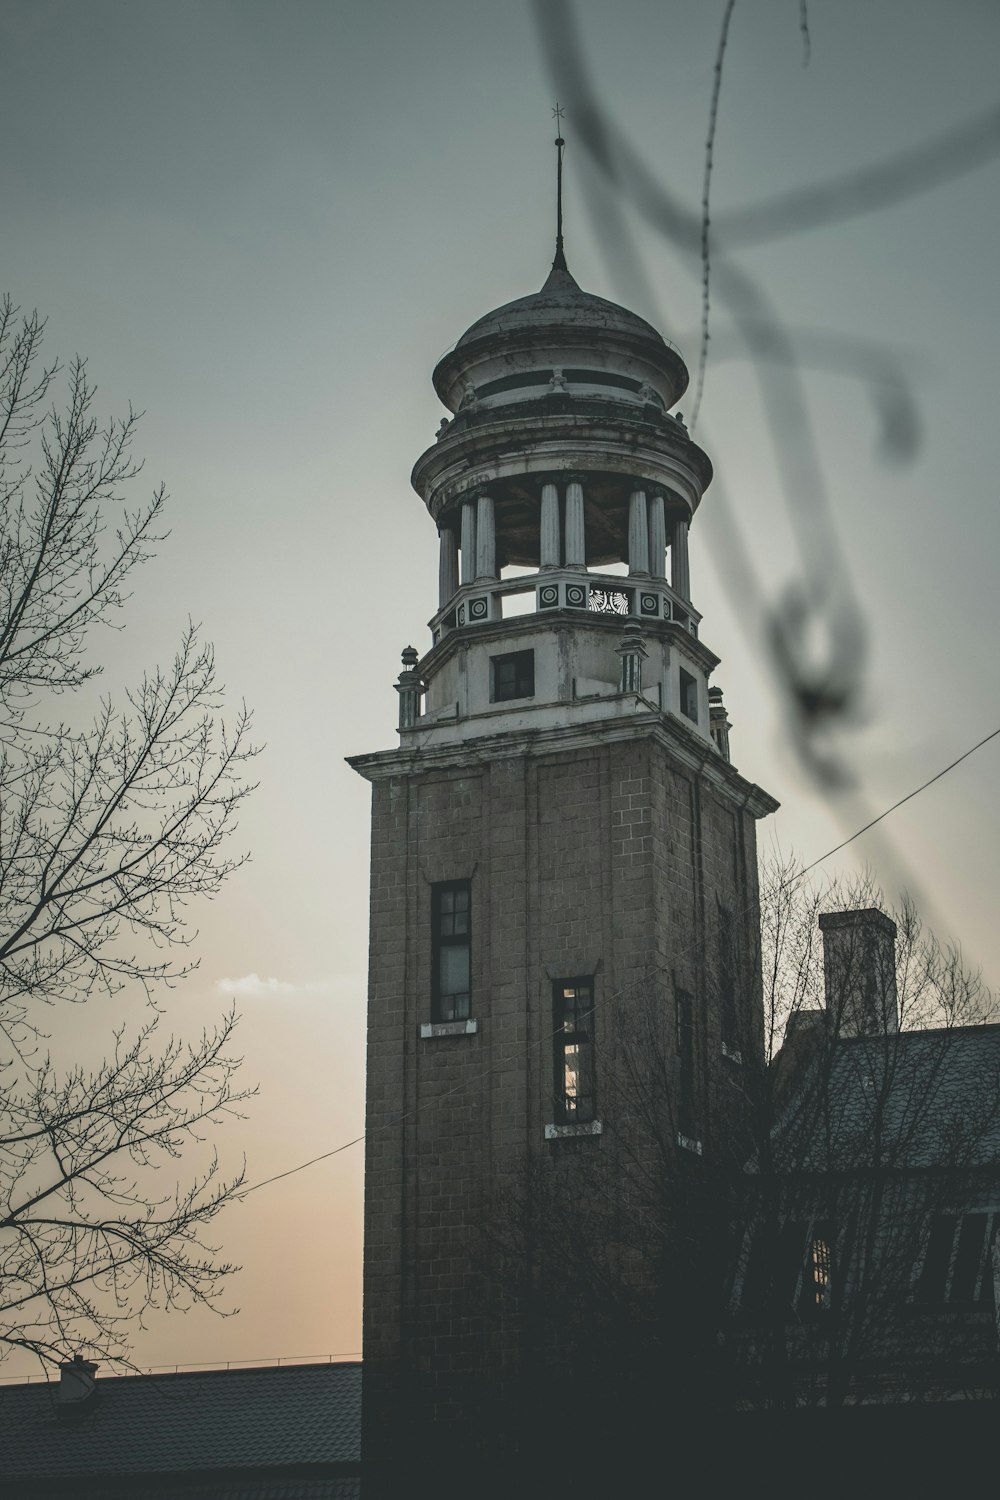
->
[349, 209, 778, 1484]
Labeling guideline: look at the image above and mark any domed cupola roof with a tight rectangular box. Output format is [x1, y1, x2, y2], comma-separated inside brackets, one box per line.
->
[455, 263, 664, 350]
[433, 257, 690, 417]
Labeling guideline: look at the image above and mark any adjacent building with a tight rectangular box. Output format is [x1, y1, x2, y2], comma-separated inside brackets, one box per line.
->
[2, 1357, 362, 1498]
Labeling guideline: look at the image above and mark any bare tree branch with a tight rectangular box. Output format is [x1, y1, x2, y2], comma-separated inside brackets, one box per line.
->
[0, 300, 258, 1371]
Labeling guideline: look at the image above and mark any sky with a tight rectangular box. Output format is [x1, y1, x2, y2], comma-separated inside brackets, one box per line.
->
[1, 0, 999, 1377]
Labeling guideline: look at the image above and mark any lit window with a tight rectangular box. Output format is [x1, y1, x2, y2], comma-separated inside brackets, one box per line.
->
[553, 979, 595, 1124]
[741, 1219, 835, 1319]
[432, 882, 471, 1022]
[491, 649, 534, 702]
[803, 1230, 833, 1314]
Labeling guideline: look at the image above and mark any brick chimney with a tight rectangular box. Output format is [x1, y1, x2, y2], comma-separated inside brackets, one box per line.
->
[818, 908, 898, 1037]
[58, 1355, 98, 1418]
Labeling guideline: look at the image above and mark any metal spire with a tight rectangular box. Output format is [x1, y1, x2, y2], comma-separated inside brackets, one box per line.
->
[552, 103, 567, 272]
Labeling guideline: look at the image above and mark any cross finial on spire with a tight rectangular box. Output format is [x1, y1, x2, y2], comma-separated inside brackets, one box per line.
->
[552, 104, 567, 273]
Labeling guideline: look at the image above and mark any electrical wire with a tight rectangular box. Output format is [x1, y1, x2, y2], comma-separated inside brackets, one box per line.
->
[233, 720, 1000, 1201]
[791, 725, 1000, 881]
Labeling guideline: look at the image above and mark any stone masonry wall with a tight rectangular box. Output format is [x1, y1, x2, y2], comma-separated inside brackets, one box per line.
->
[361, 727, 765, 1470]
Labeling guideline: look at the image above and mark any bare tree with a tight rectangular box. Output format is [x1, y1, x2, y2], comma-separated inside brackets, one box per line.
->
[0, 297, 256, 1370]
[728, 861, 1000, 1411]
[487, 860, 1000, 1452]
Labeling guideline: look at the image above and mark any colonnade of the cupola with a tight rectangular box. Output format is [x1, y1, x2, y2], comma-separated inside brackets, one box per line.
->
[432, 478, 692, 634]
[399, 254, 734, 757]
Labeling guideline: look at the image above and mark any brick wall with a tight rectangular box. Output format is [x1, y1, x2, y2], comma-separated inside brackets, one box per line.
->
[361, 727, 766, 1469]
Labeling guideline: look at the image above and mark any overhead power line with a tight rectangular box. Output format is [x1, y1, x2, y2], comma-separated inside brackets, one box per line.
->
[793, 725, 1000, 881]
[234, 721, 1000, 1201]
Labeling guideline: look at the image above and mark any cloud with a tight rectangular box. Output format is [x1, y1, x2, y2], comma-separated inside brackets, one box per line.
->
[214, 973, 347, 1002]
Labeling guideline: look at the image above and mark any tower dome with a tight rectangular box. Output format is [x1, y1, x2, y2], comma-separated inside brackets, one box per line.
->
[413, 249, 711, 594]
[456, 264, 662, 347]
[433, 261, 690, 417]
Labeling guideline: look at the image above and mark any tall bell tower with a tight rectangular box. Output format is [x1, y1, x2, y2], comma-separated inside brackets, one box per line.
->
[349, 146, 778, 1483]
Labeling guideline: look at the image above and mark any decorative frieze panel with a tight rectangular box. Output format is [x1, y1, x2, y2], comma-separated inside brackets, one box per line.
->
[439, 575, 695, 632]
[588, 586, 631, 617]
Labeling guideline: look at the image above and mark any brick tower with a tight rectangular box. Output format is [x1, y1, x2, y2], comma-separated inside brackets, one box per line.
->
[349, 161, 778, 1483]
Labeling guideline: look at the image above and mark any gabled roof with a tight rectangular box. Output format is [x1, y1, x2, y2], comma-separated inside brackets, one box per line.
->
[0, 1361, 361, 1492]
[774, 1024, 1000, 1174]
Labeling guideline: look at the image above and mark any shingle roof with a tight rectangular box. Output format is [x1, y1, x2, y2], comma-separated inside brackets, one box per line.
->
[0, 1361, 361, 1486]
[775, 1024, 1000, 1173]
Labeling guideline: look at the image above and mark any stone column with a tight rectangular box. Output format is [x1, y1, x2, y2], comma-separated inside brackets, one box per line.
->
[475, 493, 496, 580]
[564, 480, 586, 569]
[672, 516, 691, 600]
[616, 623, 648, 695]
[395, 646, 422, 731]
[648, 492, 667, 579]
[628, 489, 650, 575]
[540, 482, 561, 568]
[460, 501, 477, 585]
[438, 527, 459, 606]
[708, 686, 731, 762]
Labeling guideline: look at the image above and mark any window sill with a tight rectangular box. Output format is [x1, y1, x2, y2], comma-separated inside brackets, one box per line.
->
[677, 1132, 703, 1155]
[544, 1120, 603, 1140]
[419, 1020, 478, 1038]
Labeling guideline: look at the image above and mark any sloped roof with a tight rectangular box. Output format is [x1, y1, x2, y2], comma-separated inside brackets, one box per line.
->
[0, 1361, 361, 1489]
[775, 1024, 1000, 1174]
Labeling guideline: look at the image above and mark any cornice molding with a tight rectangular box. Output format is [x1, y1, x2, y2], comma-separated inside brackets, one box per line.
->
[347, 709, 779, 820]
[412, 410, 711, 516]
[418, 609, 721, 678]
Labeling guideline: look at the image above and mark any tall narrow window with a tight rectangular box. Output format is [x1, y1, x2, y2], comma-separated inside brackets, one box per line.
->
[679, 668, 698, 723]
[742, 1219, 836, 1319]
[917, 1215, 955, 1303]
[718, 902, 738, 1047]
[553, 979, 595, 1124]
[432, 881, 471, 1021]
[916, 1213, 996, 1306]
[800, 1223, 834, 1316]
[950, 1214, 989, 1305]
[675, 987, 698, 1138]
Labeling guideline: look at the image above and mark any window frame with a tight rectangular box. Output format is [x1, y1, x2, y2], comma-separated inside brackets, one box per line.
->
[676, 986, 697, 1138]
[799, 1222, 835, 1317]
[679, 667, 699, 723]
[740, 1217, 836, 1321]
[917, 1212, 996, 1307]
[552, 977, 596, 1125]
[490, 649, 535, 704]
[431, 880, 472, 1023]
[717, 900, 738, 1048]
